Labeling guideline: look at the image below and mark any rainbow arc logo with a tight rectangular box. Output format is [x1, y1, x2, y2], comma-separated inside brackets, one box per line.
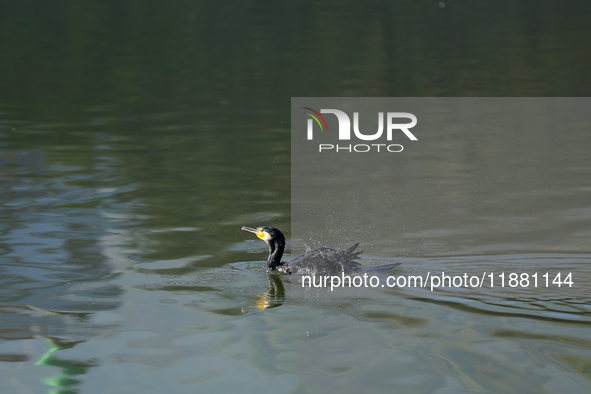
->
[302, 107, 329, 131]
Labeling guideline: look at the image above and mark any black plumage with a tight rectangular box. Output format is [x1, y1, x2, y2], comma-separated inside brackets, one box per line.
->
[241, 226, 399, 275]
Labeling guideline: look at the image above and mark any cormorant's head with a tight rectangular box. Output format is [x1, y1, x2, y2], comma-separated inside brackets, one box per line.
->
[241, 226, 285, 244]
[241, 226, 286, 268]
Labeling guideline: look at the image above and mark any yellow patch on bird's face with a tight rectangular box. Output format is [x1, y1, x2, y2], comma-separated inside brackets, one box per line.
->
[256, 229, 266, 239]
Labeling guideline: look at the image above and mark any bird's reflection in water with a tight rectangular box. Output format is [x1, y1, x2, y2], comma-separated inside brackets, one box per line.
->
[254, 273, 285, 311]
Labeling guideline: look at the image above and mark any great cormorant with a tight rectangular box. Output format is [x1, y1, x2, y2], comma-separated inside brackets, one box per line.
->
[241, 226, 400, 275]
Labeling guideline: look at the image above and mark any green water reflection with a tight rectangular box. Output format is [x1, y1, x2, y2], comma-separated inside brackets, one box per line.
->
[36, 338, 97, 394]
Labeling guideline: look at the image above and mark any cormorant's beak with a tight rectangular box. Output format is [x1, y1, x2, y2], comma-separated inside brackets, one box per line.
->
[241, 226, 265, 239]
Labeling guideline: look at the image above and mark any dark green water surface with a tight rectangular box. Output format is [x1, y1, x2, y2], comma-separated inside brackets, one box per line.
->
[1, 1, 591, 393]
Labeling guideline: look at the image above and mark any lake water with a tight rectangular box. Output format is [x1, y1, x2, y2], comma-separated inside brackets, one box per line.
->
[1, 1, 591, 393]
